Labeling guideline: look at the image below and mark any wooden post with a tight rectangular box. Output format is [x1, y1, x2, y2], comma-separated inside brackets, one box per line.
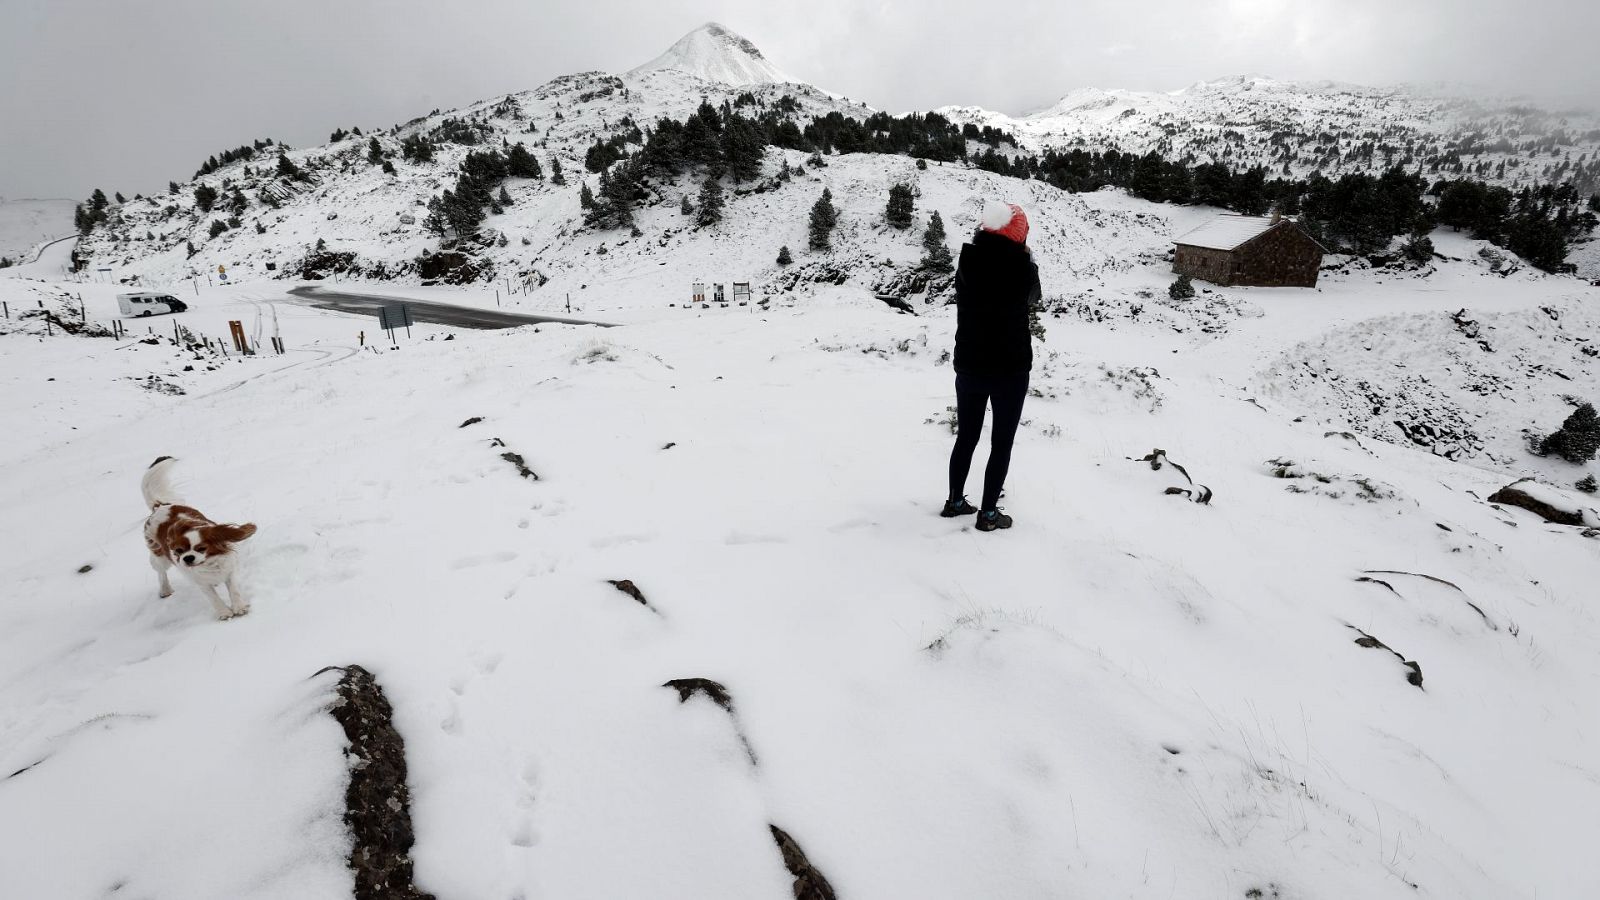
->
[496, 289, 500, 307]
[2, 301, 8, 318]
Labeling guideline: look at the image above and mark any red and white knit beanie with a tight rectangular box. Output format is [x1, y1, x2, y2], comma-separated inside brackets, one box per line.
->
[980, 201, 1029, 244]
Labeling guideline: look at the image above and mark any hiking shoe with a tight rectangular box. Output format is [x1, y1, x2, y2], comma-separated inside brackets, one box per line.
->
[975, 508, 1013, 532]
[940, 496, 978, 518]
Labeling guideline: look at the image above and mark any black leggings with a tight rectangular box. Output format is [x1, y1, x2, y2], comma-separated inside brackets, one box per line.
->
[947, 371, 1029, 511]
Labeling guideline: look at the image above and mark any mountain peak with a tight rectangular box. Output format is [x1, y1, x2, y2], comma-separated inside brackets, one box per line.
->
[628, 22, 792, 85]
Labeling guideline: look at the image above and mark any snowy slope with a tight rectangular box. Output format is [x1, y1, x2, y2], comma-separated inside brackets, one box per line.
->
[629, 22, 795, 86]
[0, 197, 76, 262]
[8, 28, 1600, 897]
[937, 76, 1600, 193]
[3, 244, 1599, 897]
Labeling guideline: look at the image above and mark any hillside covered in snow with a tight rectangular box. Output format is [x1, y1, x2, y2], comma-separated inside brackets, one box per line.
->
[5, 21, 1600, 900]
[939, 75, 1600, 196]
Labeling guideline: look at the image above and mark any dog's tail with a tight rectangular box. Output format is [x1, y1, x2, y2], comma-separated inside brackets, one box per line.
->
[141, 456, 181, 509]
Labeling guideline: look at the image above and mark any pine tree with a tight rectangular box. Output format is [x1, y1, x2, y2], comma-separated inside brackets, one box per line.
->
[169, 181, 180, 195]
[381, 160, 396, 175]
[696, 177, 724, 227]
[808, 187, 837, 251]
[885, 182, 915, 229]
[497, 185, 513, 206]
[1539, 402, 1600, 464]
[367, 137, 384, 164]
[277, 153, 302, 179]
[1168, 274, 1196, 300]
[423, 195, 448, 236]
[193, 184, 218, 212]
[920, 211, 952, 274]
[114, 192, 126, 204]
[74, 204, 94, 235]
[777, 245, 793, 265]
[579, 182, 595, 209]
[680, 194, 693, 216]
[550, 157, 566, 185]
[90, 189, 108, 211]
[507, 143, 542, 179]
[208, 220, 229, 238]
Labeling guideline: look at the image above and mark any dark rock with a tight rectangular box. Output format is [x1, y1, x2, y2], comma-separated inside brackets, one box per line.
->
[77, 564, 93, 574]
[769, 825, 838, 900]
[662, 678, 733, 711]
[316, 665, 435, 900]
[1487, 479, 1587, 526]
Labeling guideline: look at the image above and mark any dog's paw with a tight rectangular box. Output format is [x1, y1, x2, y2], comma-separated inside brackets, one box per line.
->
[159, 588, 174, 598]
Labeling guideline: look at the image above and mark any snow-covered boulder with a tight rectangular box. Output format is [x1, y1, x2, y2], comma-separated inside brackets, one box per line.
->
[1488, 478, 1600, 527]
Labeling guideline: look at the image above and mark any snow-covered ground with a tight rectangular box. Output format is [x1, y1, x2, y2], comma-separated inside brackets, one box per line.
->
[3, 217, 1599, 897]
[0, 197, 75, 263]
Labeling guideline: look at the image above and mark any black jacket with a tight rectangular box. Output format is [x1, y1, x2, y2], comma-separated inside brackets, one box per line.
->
[952, 230, 1040, 375]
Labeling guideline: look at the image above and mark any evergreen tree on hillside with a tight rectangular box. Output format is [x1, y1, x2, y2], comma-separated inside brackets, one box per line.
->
[497, 185, 513, 207]
[228, 187, 248, 215]
[507, 143, 543, 179]
[722, 115, 763, 182]
[90, 189, 108, 212]
[920, 211, 952, 274]
[1168, 274, 1196, 300]
[367, 137, 384, 164]
[680, 194, 693, 216]
[169, 181, 180, 195]
[423, 195, 448, 236]
[579, 182, 595, 210]
[696, 177, 724, 227]
[550, 157, 566, 185]
[885, 182, 916, 229]
[444, 186, 485, 237]
[277, 152, 302, 180]
[777, 245, 793, 265]
[381, 160, 396, 175]
[1539, 403, 1600, 464]
[808, 187, 837, 251]
[114, 192, 126, 204]
[193, 184, 219, 213]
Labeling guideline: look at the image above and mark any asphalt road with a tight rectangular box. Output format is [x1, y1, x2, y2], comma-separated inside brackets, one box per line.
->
[286, 286, 614, 330]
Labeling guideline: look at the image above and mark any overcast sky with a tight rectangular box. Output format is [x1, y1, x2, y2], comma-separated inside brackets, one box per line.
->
[3, 0, 1596, 200]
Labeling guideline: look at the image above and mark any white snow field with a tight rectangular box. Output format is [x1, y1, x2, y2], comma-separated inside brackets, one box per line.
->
[5, 20, 1600, 900]
[0, 197, 75, 263]
[3, 217, 1600, 899]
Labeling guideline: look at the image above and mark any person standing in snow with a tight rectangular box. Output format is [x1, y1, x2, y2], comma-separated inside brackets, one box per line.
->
[941, 201, 1039, 532]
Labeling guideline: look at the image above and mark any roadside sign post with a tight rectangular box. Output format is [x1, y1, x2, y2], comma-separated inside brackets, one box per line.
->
[228, 320, 248, 354]
[377, 303, 413, 344]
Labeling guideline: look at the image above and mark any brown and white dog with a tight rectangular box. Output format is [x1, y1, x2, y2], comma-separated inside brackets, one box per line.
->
[141, 456, 257, 620]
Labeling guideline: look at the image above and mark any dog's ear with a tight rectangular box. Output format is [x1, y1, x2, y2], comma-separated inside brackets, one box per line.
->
[210, 522, 257, 544]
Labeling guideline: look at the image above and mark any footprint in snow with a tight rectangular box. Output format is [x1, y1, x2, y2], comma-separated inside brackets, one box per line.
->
[725, 531, 786, 545]
[450, 550, 519, 570]
[510, 759, 541, 848]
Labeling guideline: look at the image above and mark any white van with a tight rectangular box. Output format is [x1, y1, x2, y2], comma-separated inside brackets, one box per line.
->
[117, 292, 188, 317]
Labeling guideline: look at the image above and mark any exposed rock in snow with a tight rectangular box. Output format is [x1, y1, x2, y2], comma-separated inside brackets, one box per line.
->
[1488, 478, 1600, 527]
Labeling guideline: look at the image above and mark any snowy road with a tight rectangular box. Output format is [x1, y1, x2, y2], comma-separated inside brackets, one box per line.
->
[287, 286, 616, 330]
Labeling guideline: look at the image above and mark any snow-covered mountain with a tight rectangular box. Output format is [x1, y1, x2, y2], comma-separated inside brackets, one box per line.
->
[71, 24, 1599, 298]
[628, 22, 795, 86]
[938, 75, 1600, 193]
[7, 22, 1600, 900]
